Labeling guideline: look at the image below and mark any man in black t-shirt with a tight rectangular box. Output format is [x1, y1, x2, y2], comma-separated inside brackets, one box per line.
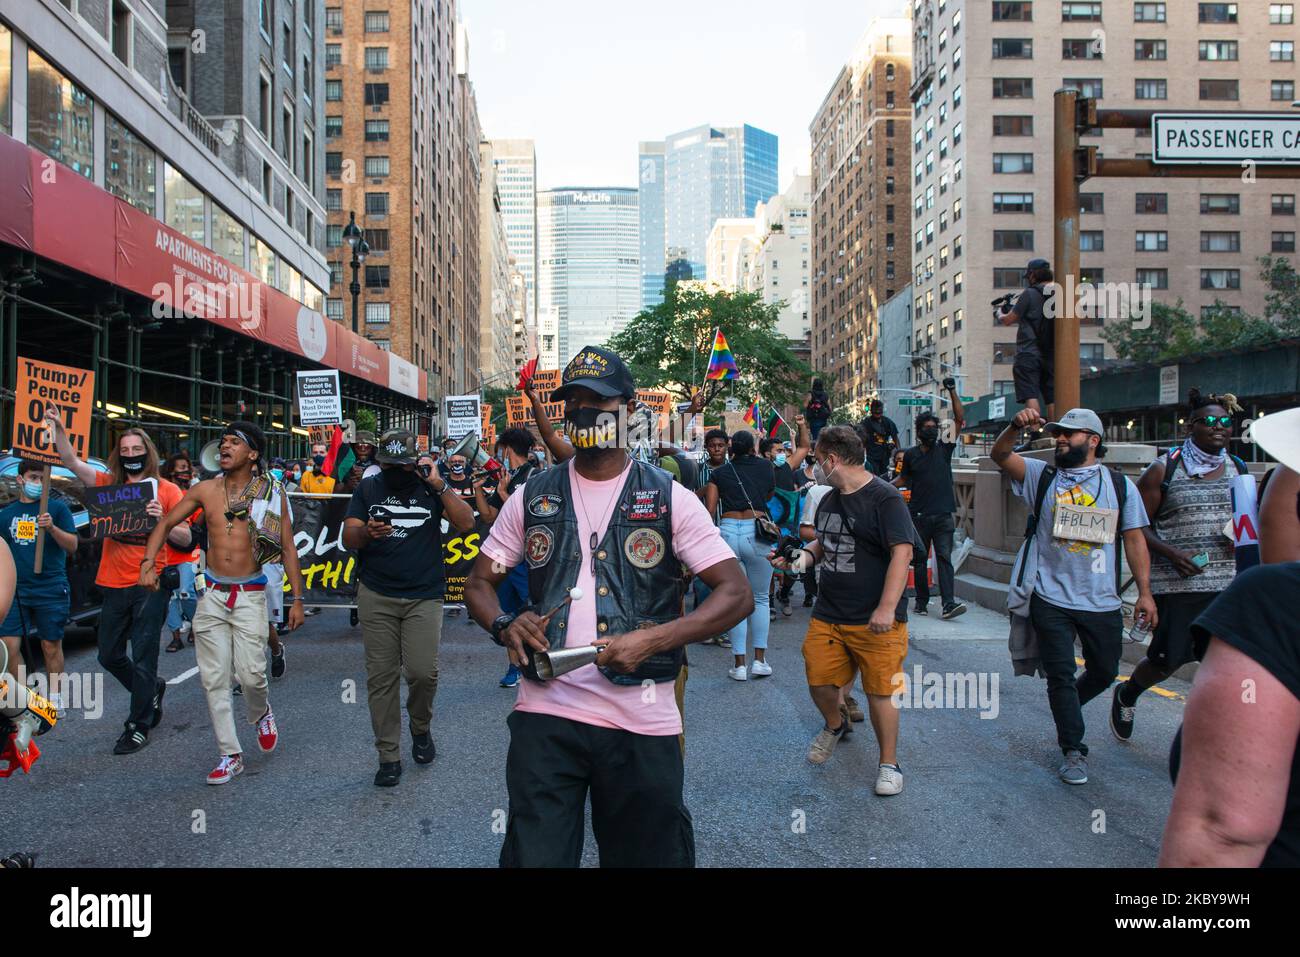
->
[892, 379, 967, 621]
[857, 400, 899, 476]
[342, 429, 475, 787]
[997, 258, 1056, 420]
[774, 426, 916, 796]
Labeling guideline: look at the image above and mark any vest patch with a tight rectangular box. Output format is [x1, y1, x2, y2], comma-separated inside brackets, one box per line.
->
[627, 488, 664, 521]
[525, 526, 554, 568]
[624, 528, 666, 569]
[528, 493, 563, 518]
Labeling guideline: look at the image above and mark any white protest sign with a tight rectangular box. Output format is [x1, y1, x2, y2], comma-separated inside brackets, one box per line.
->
[295, 370, 342, 426]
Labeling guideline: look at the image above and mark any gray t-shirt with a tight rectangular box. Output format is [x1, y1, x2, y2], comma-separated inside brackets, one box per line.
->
[1012, 458, 1149, 613]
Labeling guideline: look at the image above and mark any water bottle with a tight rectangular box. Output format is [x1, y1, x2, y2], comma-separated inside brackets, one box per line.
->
[1126, 611, 1151, 644]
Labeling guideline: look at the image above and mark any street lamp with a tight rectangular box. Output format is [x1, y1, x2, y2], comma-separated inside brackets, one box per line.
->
[342, 211, 370, 335]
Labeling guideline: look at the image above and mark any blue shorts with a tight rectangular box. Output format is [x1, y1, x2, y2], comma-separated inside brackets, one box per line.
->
[1, 595, 71, 644]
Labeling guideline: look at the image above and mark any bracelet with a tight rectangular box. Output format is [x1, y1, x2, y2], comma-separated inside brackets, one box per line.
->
[290, 596, 304, 602]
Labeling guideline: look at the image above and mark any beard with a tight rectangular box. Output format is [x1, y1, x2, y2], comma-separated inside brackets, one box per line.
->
[1054, 444, 1089, 468]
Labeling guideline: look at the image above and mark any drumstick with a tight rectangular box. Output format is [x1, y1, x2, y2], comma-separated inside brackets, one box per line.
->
[540, 586, 584, 624]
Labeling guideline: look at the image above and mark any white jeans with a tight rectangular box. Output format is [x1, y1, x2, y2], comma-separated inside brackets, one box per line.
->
[193, 589, 270, 756]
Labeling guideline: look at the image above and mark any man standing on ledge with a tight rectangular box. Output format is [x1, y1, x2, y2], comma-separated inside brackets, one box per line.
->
[467, 345, 749, 868]
[857, 399, 899, 477]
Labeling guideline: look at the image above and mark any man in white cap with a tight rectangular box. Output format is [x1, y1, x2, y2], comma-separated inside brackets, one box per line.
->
[992, 406, 1156, 785]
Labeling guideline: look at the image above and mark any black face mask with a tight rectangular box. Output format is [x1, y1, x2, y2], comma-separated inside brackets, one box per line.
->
[565, 406, 619, 453]
[313, 455, 326, 468]
[383, 466, 419, 491]
[121, 453, 148, 474]
[919, 428, 939, 444]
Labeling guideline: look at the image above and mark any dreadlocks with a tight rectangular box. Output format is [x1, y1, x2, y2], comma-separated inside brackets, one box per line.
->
[1187, 388, 1243, 415]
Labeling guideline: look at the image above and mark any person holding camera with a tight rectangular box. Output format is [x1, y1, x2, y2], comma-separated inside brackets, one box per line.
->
[892, 377, 967, 620]
[996, 258, 1056, 424]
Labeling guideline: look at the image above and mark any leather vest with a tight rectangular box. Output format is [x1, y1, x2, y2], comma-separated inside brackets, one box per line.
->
[521, 458, 683, 686]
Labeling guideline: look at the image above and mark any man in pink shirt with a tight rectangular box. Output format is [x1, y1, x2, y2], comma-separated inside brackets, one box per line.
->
[467, 345, 750, 868]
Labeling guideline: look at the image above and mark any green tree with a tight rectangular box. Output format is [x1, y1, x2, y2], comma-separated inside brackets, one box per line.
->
[1100, 300, 1200, 364]
[605, 284, 814, 419]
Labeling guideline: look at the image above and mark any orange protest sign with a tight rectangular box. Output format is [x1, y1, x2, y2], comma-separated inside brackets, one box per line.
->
[530, 369, 562, 396]
[12, 356, 95, 465]
[506, 395, 530, 426]
[416, 434, 430, 452]
[483, 424, 497, 448]
[481, 404, 492, 430]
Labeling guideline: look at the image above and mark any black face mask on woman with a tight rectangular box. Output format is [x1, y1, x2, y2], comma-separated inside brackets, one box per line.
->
[121, 453, 148, 474]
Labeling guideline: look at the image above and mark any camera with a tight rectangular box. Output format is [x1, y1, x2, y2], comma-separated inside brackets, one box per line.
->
[776, 535, 805, 564]
[991, 293, 1016, 316]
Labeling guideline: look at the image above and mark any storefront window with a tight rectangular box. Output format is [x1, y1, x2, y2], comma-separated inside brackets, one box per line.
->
[1, 24, 12, 137]
[281, 263, 301, 300]
[211, 203, 246, 268]
[105, 113, 156, 215]
[27, 49, 94, 178]
[163, 163, 205, 244]
[303, 281, 323, 311]
[250, 235, 277, 287]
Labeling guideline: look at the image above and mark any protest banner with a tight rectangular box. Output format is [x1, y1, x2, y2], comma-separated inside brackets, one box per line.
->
[82, 480, 157, 543]
[444, 395, 482, 441]
[12, 357, 94, 465]
[295, 370, 342, 426]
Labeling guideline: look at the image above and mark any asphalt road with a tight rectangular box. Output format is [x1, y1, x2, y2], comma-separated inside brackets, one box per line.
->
[2, 597, 1190, 867]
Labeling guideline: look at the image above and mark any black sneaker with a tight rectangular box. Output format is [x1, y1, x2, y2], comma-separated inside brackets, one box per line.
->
[113, 722, 149, 755]
[803, 594, 815, 607]
[411, 726, 436, 764]
[941, 601, 967, 620]
[232, 682, 243, 696]
[374, 761, 402, 787]
[271, 647, 286, 680]
[150, 678, 166, 729]
[1110, 683, 1136, 742]
[913, 600, 929, 616]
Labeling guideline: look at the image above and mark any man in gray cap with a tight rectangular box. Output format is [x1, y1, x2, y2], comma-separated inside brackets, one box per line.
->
[997, 257, 1056, 423]
[992, 406, 1156, 786]
[342, 428, 475, 787]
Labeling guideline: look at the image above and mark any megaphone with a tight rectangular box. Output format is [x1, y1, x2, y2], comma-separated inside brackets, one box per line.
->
[199, 439, 222, 475]
[451, 432, 503, 477]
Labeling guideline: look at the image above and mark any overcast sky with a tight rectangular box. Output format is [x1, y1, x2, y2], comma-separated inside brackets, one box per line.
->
[460, 0, 910, 192]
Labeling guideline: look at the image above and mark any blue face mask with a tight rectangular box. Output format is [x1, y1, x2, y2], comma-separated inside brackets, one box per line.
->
[774, 454, 788, 468]
[271, 468, 284, 482]
[22, 480, 43, 499]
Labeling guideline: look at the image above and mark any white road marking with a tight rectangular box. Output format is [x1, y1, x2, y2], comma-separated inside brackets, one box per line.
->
[167, 667, 200, 685]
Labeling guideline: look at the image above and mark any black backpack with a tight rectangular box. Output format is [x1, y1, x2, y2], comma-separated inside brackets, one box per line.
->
[1018, 464, 1129, 593]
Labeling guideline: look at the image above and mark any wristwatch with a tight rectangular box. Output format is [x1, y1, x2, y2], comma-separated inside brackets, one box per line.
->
[490, 613, 517, 647]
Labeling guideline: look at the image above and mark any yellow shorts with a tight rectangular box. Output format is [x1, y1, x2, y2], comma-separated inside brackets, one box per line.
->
[802, 618, 909, 696]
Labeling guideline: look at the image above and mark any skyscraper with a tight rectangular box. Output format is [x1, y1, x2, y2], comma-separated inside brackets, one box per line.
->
[538, 188, 641, 366]
[638, 141, 667, 308]
[639, 123, 778, 307]
[490, 138, 539, 342]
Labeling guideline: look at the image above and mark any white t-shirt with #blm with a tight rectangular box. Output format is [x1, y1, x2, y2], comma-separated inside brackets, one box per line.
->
[481, 461, 735, 736]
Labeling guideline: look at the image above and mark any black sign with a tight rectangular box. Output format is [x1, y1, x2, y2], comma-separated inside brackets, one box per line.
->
[83, 480, 156, 543]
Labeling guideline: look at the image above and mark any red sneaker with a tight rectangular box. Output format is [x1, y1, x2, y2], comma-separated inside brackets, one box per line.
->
[207, 754, 243, 785]
[256, 709, 278, 753]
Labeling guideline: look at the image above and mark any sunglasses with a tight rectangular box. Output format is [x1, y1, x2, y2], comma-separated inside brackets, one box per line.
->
[1192, 416, 1233, 428]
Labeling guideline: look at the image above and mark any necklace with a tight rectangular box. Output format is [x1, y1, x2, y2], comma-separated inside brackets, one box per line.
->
[223, 474, 256, 534]
[571, 459, 630, 568]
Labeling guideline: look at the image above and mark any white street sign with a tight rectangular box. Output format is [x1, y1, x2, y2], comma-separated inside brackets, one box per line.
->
[989, 396, 1007, 420]
[1159, 365, 1179, 406]
[1152, 113, 1300, 165]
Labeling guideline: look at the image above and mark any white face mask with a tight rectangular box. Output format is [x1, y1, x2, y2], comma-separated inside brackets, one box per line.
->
[813, 459, 836, 486]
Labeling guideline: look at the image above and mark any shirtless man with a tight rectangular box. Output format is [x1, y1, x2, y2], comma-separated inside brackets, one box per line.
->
[140, 421, 304, 784]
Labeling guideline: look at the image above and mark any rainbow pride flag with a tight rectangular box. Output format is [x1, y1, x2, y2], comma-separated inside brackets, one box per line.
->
[743, 403, 761, 429]
[705, 329, 740, 380]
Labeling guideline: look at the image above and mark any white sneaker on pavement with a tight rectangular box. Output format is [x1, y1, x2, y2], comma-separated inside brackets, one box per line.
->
[875, 763, 904, 795]
[751, 659, 772, 677]
[728, 665, 748, 681]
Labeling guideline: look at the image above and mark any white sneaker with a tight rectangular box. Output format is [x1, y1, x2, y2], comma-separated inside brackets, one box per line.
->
[49, 692, 65, 711]
[875, 763, 904, 796]
[728, 665, 748, 681]
[751, 659, 772, 677]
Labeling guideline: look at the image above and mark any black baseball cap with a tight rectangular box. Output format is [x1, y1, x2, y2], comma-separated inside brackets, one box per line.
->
[1026, 258, 1050, 272]
[550, 346, 637, 403]
[376, 428, 419, 465]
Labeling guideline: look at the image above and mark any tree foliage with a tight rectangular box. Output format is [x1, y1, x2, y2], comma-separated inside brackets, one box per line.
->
[605, 284, 815, 419]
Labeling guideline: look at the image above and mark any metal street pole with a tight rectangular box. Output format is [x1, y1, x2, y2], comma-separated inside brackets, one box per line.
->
[1053, 88, 1081, 414]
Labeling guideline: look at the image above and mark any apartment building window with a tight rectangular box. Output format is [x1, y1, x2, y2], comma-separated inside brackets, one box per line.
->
[1199, 79, 1239, 101]
[926, 150, 935, 173]
[953, 84, 962, 107]
[1198, 193, 1239, 215]
[212, 204, 245, 267]
[993, 38, 1033, 58]
[365, 47, 389, 71]
[994, 153, 1034, 173]
[281, 102, 294, 165]
[993, 77, 1033, 98]
[282, 23, 293, 72]
[940, 315, 950, 338]
[940, 245, 950, 267]
[953, 46, 963, 69]
[1135, 231, 1168, 252]
[1200, 41, 1239, 62]
[1200, 231, 1241, 252]
[302, 130, 314, 191]
[364, 156, 390, 178]
[1273, 80, 1297, 101]
[1273, 231, 1297, 252]
[953, 121, 963, 146]
[954, 234, 964, 258]
[1272, 41, 1296, 61]
[27, 50, 94, 179]
[955, 308, 964, 331]
[1080, 192, 1104, 213]
[994, 192, 1034, 213]
[1136, 268, 1168, 289]
[992, 2, 1033, 20]
[994, 230, 1034, 251]
[1135, 79, 1167, 100]
[993, 115, 1033, 136]
[940, 281, 949, 303]
[325, 79, 341, 101]
[326, 188, 341, 212]
[1134, 2, 1166, 20]
[325, 152, 342, 177]
[1080, 344, 1106, 365]
[994, 268, 1023, 288]
[939, 137, 949, 161]
[939, 28, 948, 52]
[365, 119, 390, 142]
[926, 222, 935, 245]
[365, 192, 389, 216]
[1064, 77, 1103, 98]
[886, 176, 895, 194]
[926, 324, 935, 345]
[1272, 4, 1296, 25]
[105, 113, 156, 216]
[258, 69, 273, 139]
[326, 43, 341, 68]
[939, 64, 949, 87]
[954, 197, 963, 222]
[1062, 39, 1102, 59]
[260, 0, 273, 36]
[1136, 192, 1167, 213]
[365, 303, 391, 324]
[365, 11, 391, 32]
[1201, 269, 1240, 290]
[325, 7, 342, 32]
[1199, 4, 1238, 23]
[326, 224, 343, 248]
[1135, 40, 1167, 60]
[365, 265, 390, 289]
[914, 160, 923, 184]
[328, 261, 343, 286]
[325, 115, 342, 138]
[926, 117, 935, 140]
[1079, 266, 1104, 284]
[326, 299, 343, 322]
[1080, 230, 1104, 251]
[954, 271, 964, 293]
[163, 163, 205, 245]
[1274, 193, 1296, 214]
[363, 228, 389, 252]
[365, 83, 389, 106]
[1062, 2, 1102, 19]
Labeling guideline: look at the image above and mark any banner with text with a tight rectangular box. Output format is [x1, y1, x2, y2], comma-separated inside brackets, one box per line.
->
[444, 395, 482, 441]
[295, 370, 342, 426]
[11, 357, 95, 465]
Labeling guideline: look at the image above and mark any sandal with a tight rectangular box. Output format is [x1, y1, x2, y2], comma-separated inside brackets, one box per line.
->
[165, 635, 184, 653]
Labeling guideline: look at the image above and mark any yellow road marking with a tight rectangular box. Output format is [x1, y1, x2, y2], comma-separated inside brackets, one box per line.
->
[1075, 657, 1185, 701]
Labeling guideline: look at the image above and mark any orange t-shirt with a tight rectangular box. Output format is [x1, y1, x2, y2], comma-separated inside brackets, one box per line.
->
[94, 474, 186, 588]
